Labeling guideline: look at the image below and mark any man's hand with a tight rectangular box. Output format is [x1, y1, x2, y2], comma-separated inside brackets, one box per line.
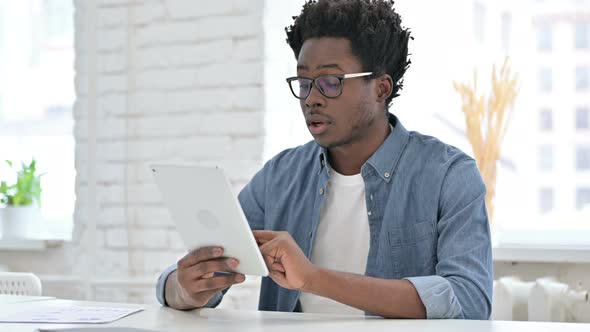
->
[253, 231, 318, 291]
[165, 246, 245, 310]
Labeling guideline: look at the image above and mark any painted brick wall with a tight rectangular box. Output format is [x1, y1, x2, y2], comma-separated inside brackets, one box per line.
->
[72, 0, 265, 304]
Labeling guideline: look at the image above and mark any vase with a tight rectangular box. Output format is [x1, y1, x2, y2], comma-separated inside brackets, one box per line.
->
[0, 206, 38, 239]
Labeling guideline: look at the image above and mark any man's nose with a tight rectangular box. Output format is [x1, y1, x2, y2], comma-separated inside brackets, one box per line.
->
[304, 84, 325, 108]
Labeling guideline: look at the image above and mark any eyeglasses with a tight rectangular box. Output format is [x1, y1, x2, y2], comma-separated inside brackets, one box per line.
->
[286, 72, 373, 100]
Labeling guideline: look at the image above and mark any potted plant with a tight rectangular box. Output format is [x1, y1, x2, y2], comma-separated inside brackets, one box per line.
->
[0, 159, 43, 238]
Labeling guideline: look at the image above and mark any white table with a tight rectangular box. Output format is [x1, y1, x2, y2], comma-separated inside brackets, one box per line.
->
[1, 298, 589, 332]
[0, 295, 55, 305]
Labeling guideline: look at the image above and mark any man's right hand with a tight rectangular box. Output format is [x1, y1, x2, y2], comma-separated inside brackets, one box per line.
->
[164, 246, 245, 310]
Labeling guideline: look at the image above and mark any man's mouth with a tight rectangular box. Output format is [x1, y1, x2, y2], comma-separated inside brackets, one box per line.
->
[308, 121, 329, 135]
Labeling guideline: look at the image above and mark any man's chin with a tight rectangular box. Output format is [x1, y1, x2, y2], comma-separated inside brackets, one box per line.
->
[311, 134, 330, 147]
[313, 136, 349, 149]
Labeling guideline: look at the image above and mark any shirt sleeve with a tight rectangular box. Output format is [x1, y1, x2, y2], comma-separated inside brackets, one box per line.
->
[407, 157, 493, 319]
[237, 161, 270, 231]
[156, 263, 177, 306]
[156, 263, 226, 308]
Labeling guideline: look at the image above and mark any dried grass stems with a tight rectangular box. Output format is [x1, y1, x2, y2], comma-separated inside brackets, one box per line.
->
[453, 58, 520, 224]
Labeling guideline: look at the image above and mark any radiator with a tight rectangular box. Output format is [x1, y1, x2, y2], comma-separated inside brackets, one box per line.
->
[492, 277, 589, 322]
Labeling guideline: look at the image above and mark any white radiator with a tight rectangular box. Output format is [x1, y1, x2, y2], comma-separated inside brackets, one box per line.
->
[492, 277, 589, 322]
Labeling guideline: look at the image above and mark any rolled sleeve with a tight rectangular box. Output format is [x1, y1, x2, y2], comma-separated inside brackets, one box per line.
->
[156, 263, 178, 306]
[405, 275, 462, 319]
[430, 158, 493, 320]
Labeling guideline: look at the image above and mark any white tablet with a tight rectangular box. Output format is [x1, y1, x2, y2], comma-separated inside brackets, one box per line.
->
[149, 163, 269, 277]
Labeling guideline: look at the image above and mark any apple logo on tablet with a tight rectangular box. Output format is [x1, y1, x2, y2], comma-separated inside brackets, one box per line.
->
[197, 209, 220, 230]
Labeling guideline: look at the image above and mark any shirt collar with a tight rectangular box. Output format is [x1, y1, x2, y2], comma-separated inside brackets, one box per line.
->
[316, 113, 410, 182]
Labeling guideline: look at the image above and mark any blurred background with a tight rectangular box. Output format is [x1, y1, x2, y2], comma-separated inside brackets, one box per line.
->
[0, 0, 589, 322]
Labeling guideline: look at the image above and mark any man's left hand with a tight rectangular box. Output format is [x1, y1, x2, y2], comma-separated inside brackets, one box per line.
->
[253, 230, 318, 291]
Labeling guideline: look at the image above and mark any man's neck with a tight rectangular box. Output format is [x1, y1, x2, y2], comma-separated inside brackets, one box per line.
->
[328, 117, 391, 176]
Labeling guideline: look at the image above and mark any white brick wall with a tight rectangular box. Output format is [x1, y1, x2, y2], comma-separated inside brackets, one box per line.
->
[0, 0, 269, 306]
[67, 0, 266, 303]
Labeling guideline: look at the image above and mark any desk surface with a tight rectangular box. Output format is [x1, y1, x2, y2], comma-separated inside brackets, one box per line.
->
[1, 298, 589, 332]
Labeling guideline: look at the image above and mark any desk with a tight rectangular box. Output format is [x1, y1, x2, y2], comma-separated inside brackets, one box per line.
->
[1, 298, 589, 332]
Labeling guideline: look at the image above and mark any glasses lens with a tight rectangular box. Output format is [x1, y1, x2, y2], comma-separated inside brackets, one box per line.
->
[290, 78, 313, 99]
[316, 76, 342, 97]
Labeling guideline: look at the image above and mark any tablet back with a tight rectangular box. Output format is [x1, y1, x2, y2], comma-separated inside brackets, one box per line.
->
[150, 163, 268, 277]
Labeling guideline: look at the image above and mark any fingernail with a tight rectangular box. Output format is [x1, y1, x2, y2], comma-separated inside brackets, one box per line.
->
[213, 248, 223, 256]
[229, 259, 238, 268]
[235, 274, 245, 282]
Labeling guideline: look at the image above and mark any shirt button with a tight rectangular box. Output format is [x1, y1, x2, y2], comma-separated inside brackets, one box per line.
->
[308, 231, 313, 238]
[319, 188, 324, 195]
[384, 172, 390, 178]
[368, 211, 372, 216]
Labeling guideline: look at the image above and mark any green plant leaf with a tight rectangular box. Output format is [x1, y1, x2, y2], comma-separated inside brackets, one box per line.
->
[0, 158, 43, 207]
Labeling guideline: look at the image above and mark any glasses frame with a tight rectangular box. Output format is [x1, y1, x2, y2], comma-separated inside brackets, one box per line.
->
[285, 72, 373, 100]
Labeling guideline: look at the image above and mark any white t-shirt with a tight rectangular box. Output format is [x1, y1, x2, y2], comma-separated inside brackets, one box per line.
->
[299, 169, 370, 315]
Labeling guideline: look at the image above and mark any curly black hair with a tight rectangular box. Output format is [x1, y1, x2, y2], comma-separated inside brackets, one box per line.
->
[286, 0, 411, 107]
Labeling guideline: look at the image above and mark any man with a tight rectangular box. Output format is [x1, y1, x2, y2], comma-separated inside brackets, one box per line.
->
[157, 0, 492, 319]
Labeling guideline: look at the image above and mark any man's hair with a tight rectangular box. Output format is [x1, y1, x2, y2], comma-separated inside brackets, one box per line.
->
[286, 0, 411, 107]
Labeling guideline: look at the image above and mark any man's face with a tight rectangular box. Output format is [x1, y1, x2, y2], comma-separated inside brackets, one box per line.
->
[296, 37, 381, 149]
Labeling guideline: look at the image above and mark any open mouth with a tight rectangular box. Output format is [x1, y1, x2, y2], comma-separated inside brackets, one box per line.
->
[308, 121, 329, 135]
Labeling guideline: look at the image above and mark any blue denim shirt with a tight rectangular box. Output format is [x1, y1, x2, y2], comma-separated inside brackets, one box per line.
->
[156, 113, 493, 319]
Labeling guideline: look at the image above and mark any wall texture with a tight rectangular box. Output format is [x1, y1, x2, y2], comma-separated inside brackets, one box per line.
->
[0, 0, 266, 305]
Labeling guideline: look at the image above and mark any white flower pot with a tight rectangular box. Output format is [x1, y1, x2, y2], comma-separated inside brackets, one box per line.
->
[0, 206, 38, 239]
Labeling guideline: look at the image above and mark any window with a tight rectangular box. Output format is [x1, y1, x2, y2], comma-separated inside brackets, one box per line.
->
[539, 188, 554, 214]
[44, 0, 75, 41]
[576, 146, 590, 171]
[501, 11, 512, 52]
[575, 23, 589, 49]
[577, 188, 590, 210]
[576, 107, 589, 130]
[539, 68, 553, 93]
[473, 2, 486, 44]
[0, 0, 75, 238]
[537, 23, 552, 51]
[576, 66, 589, 91]
[0, 2, 4, 61]
[537, 145, 553, 171]
[539, 109, 553, 131]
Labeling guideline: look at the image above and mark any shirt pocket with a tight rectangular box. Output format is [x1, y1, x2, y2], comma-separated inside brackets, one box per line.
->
[387, 220, 437, 277]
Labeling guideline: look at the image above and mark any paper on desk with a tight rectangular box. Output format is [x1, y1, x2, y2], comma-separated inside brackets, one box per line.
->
[0, 295, 55, 304]
[0, 306, 144, 324]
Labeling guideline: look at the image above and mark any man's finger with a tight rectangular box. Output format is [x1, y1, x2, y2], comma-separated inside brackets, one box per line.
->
[189, 274, 245, 294]
[269, 270, 288, 286]
[178, 246, 224, 269]
[180, 258, 239, 282]
[258, 239, 277, 255]
[193, 258, 240, 279]
[263, 255, 275, 269]
[271, 262, 286, 273]
[253, 230, 277, 242]
[190, 246, 224, 260]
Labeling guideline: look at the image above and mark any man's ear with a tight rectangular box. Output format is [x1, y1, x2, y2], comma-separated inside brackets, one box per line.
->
[375, 74, 394, 103]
